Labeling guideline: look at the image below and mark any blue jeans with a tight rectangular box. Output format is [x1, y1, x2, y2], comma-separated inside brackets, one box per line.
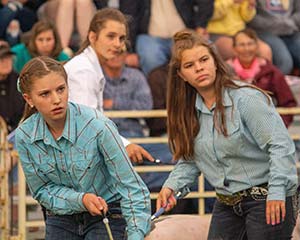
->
[256, 31, 300, 74]
[45, 205, 126, 240]
[136, 34, 173, 75]
[208, 195, 298, 240]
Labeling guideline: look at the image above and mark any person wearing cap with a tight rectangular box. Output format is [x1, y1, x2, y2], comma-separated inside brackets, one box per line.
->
[0, 41, 24, 132]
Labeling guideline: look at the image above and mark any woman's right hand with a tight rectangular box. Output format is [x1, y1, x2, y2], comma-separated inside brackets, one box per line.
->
[156, 187, 176, 212]
[82, 193, 108, 216]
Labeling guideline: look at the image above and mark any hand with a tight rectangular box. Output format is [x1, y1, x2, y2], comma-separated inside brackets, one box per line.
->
[125, 53, 140, 68]
[82, 193, 108, 216]
[156, 187, 176, 212]
[266, 200, 286, 225]
[125, 143, 154, 164]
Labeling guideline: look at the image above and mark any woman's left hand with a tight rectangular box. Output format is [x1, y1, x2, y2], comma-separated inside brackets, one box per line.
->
[266, 200, 286, 225]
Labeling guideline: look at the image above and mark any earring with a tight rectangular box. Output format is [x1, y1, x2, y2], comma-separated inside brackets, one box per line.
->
[30, 105, 34, 108]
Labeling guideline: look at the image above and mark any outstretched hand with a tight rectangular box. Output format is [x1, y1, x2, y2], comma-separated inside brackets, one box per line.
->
[125, 143, 154, 164]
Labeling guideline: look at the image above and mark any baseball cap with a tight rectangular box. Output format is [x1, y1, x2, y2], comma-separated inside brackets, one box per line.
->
[0, 44, 15, 59]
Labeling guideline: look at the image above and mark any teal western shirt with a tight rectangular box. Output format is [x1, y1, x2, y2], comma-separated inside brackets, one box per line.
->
[15, 103, 151, 239]
[164, 86, 298, 201]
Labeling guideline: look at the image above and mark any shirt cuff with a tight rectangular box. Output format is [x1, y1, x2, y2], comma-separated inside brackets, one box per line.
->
[162, 181, 177, 193]
[267, 185, 286, 201]
[121, 135, 130, 147]
[79, 192, 88, 211]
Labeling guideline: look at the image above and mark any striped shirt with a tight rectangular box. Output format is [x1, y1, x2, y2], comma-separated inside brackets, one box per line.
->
[164, 86, 298, 201]
[15, 102, 151, 239]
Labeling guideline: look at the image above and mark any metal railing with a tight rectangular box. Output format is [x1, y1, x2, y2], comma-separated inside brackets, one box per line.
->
[0, 117, 10, 240]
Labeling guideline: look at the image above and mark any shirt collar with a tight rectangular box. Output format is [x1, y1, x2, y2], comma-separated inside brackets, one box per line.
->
[30, 103, 76, 144]
[195, 88, 233, 113]
[84, 46, 104, 77]
[104, 68, 127, 85]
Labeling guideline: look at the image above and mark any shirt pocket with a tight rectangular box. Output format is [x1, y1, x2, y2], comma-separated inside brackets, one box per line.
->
[71, 158, 102, 189]
[217, 116, 242, 157]
[37, 156, 61, 184]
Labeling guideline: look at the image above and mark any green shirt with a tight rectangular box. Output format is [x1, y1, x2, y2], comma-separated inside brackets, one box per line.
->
[11, 43, 70, 73]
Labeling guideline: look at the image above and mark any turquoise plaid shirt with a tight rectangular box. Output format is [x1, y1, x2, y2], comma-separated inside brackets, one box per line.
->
[15, 102, 151, 239]
[164, 86, 298, 201]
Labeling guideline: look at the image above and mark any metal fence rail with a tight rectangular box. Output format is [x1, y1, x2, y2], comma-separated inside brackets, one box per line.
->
[0, 117, 10, 240]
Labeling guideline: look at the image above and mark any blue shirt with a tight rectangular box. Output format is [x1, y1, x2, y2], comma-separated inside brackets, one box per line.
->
[164, 86, 298, 201]
[103, 67, 153, 136]
[15, 102, 151, 239]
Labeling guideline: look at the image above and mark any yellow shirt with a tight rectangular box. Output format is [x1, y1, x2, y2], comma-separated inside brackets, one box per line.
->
[207, 0, 256, 36]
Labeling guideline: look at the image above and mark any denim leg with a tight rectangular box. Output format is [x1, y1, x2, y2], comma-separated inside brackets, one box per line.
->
[45, 215, 83, 240]
[256, 31, 293, 74]
[136, 34, 172, 75]
[245, 196, 298, 240]
[208, 200, 246, 240]
[46, 209, 127, 240]
[281, 32, 300, 70]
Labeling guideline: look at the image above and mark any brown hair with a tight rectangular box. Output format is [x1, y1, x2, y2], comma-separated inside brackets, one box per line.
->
[232, 28, 258, 47]
[27, 20, 63, 58]
[167, 30, 267, 161]
[77, 8, 129, 54]
[18, 56, 67, 122]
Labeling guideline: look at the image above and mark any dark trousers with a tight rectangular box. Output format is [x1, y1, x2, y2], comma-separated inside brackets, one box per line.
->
[45, 205, 126, 240]
[208, 195, 298, 240]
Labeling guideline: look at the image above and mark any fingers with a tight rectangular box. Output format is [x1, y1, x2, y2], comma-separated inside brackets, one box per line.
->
[140, 147, 155, 162]
[156, 188, 175, 212]
[97, 197, 108, 215]
[266, 200, 285, 225]
[125, 144, 154, 164]
[82, 193, 108, 216]
[165, 194, 177, 212]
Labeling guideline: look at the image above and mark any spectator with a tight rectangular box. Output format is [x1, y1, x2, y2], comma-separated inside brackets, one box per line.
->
[64, 8, 154, 164]
[0, 0, 46, 46]
[125, 0, 214, 75]
[0, 41, 24, 132]
[102, 51, 153, 138]
[207, 0, 272, 61]
[227, 28, 297, 127]
[40, 0, 96, 54]
[11, 19, 69, 73]
[248, 0, 300, 75]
